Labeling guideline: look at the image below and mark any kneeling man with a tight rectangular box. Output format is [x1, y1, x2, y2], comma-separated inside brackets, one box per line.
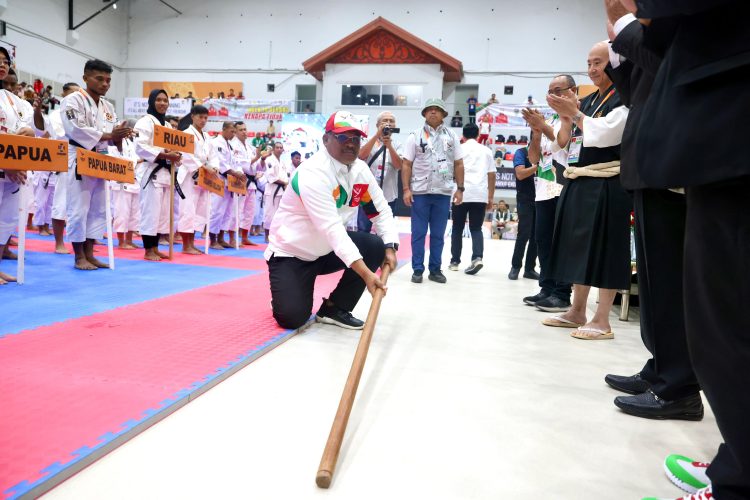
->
[265, 111, 399, 330]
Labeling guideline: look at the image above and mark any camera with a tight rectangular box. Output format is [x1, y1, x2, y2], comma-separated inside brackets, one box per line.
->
[382, 126, 400, 136]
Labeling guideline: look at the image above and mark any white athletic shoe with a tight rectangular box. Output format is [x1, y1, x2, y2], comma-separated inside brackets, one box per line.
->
[664, 454, 711, 493]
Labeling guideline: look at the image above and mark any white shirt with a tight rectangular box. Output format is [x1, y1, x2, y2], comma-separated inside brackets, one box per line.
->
[47, 108, 66, 140]
[536, 116, 568, 202]
[459, 139, 495, 203]
[109, 138, 140, 193]
[177, 125, 218, 185]
[211, 135, 240, 176]
[402, 124, 465, 196]
[260, 154, 293, 197]
[582, 106, 629, 148]
[364, 139, 402, 203]
[61, 89, 117, 153]
[134, 115, 172, 187]
[479, 121, 491, 135]
[264, 149, 399, 267]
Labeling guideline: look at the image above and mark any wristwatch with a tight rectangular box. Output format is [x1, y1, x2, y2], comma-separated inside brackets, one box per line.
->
[456, 185, 465, 192]
[384, 242, 399, 251]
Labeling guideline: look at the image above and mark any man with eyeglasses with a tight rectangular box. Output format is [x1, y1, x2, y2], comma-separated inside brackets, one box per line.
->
[401, 98, 465, 284]
[264, 111, 398, 330]
[0, 47, 48, 284]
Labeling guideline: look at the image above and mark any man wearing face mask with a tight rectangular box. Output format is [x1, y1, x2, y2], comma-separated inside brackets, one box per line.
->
[401, 98, 465, 284]
[264, 111, 398, 330]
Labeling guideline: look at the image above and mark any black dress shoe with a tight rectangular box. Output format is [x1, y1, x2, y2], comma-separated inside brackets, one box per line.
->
[614, 390, 704, 421]
[523, 269, 540, 280]
[523, 291, 550, 305]
[508, 267, 520, 280]
[605, 373, 652, 395]
[315, 302, 365, 330]
[428, 270, 447, 283]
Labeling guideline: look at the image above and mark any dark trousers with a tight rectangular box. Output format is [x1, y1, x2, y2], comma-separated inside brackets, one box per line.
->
[357, 200, 397, 233]
[267, 231, 385, 330]
[511, 199, 537, 271]
[535, 197, 571, 300]
[450, 202, 486, 264]
[634, 189, 699, 401]
[684, 176, 750, 499]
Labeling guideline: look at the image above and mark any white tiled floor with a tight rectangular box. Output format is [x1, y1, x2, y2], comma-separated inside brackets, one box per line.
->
[43, 238, 721, 500]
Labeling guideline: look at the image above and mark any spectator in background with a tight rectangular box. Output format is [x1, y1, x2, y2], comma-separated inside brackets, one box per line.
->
[478, 114, 492, 145]
[186, 91, 196, 106]
[33, 78, 43, 95]
[227, 88, 236, 98]
[237, 91, 245, 99]
[172, 92, 181, 99]
[508, 140, 539, 280]
[16, 81, 27, 97]
[267, 119, 276, 137]
[205, 92, 214, 100]
[3, 68, 19, 93]
[448, 123, 495, 275]
[493, 200, 512, 238]
[450, 111, 463, 128]
[304, 104, 313, 113]
[218, 91, 226, 99]
[487, 93, 499, 104]
[467, 95, 478, 124]
[166, 116, 179, 129]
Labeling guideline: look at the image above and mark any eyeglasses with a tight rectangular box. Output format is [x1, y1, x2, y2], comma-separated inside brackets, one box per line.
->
[547, 86, 574, 96]
[328, 132, 362, 145]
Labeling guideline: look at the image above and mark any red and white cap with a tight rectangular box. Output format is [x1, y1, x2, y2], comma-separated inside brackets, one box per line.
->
[325, 111, 367, 136]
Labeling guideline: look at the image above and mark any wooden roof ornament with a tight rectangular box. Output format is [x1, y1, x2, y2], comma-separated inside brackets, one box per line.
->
[302, 17, 464, 82]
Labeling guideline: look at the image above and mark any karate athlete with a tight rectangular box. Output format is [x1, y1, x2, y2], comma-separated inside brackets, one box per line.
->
[48, 82, 80, 254]
[208, 121, 246, 250]
[251, 155, 266, 236]
[109, 121, 141, 249]
[177, 105, 218, 254]
[62, 59, 130, 271]
[0, 47, 46, 283]
[258, 141, 292, 242]
[229, 121, 258, 246]
[31, 170, 55, 236]
[134, 89, 182, 261]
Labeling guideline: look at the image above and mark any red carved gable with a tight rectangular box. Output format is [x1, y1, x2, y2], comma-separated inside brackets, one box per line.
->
[302, 17, 463, 82]
[329, 30, 440, 65]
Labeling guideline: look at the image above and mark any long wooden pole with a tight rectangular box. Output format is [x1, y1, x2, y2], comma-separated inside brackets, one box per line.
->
[168, 163, 175, 260]
[316, 263, 392, 489]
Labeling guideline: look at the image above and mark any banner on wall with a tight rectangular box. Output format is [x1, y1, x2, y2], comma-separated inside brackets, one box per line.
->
[202, 99, 293, 122]
[123, 98, 191, 118]
[495, 166, 517, 190]
[142, 82, 243, 100]
[476, 103, 554, 127]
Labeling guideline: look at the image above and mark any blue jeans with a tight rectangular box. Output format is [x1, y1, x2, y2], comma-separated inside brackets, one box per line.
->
[410, 194, 451, 274]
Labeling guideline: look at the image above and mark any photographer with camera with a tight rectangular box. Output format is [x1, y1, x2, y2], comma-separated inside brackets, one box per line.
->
[357, 111, 402, 232]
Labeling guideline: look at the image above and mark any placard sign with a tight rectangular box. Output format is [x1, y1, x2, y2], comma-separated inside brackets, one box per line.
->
[197, 167, 224, 196]
[0, 135, 68, 172]
[153, 125, 195, 154]
[227, 175, 248, 195]
[76, 149, 135, 183]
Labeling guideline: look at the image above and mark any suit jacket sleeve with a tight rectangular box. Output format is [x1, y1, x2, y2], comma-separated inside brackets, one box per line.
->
[612, 20, 663, 77]
[636, 0, 733, 17]
[606, 60, 634, 107]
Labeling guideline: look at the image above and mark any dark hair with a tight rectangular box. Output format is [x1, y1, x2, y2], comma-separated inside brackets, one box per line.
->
[84, 59, 113, 74]
[191, 104, 208, 116]
[166, 115, 178, 123]
[234, 121, 245, 127]
[291, 151, 301, 158]
[63, 82, 79, 91]
[222, 121, 234, 130]
[462, 123, 479, 139]
[554, 74, 577, 88]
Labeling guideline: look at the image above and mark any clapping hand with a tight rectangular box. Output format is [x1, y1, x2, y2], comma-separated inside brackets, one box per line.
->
[546, 89, 579, 120]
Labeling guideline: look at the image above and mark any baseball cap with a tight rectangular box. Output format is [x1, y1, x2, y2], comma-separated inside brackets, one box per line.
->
[325, 111, 367, 136]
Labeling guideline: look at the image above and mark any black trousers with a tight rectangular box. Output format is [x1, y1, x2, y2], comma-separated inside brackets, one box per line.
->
[511, 199, 537, 271]
[535, 197, 571, 300]
[633, 189, 699, 401]
[267, 231, 385, 330]
[684, 176, 750, 499]
[450, 202, 486, 264]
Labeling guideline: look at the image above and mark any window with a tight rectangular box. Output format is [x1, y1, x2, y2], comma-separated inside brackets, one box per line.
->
[341, 84, 423, 107]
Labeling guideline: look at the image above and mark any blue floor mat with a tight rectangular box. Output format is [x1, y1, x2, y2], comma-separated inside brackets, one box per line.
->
[0, 252, 256, 337]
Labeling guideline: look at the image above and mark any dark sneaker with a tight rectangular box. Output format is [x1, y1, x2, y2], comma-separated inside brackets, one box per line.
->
[428, 271, 447, 283]
[411, 271, 423, 283]
[316, 302, 365, 330]
[523, 291, 550, 306]
[508, 267, 520, 280]
[614, 390, 704, 421]
[448, 262, 459, 271]
[464, 258, 483, 275]
[523, 269, 540, 280]
[534, 296, 571, 312]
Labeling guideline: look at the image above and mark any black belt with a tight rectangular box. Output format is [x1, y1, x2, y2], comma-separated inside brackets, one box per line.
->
[142, 161, 185, 199]
[69, 139, 95, 180]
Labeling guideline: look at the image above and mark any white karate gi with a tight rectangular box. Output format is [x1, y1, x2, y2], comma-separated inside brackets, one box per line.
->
[177, 125, 218, 233]
[32, 171, 56, 227]
[61, 89, 118, 243]
[230, 137, 257, 230]
[134, 116, 172, 237]
[259, 154, 292, 230]
[48, 109, 68, 221]
[208, 135, 240, 234]
[109, 138, 140, 233]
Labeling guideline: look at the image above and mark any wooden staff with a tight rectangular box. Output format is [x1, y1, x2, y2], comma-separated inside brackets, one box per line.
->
[316, 263, 393, 489]
[168, 161, 175, 260]
[104, 180, 115, 270]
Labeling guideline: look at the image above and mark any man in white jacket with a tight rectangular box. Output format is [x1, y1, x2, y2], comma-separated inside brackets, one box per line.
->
[265, 111, 398, 330]
[208, 121, 246, 249]
[230, 121, 258, 246]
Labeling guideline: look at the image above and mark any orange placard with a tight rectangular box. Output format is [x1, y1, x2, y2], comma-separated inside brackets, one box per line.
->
[197, 167, 224, 196]
[0, 134, 68, 172]
[153, 125, 194, 154]
[76, 149, 135, 183]
[227, 175, 248, 195]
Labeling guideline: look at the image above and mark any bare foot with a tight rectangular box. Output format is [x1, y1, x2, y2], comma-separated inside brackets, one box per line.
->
[158, 238, 169, 245]
[219, 240, 232, 248]
[74, 258, 97, 270]
[182, 247, 203, 255]
[3, 248, 18, 260]
[118, 243, 139, 250]
[8, 237, 18, 247]
[210, 242, 225, 250]
[0, 271, 17, 282]
[228, 239, 237, 247]
[243, 240, 258, 246]
[173, 234, 183, 242]
[93, 239, 104, 246]
[155, 249, 170, 259]
[39, 229, 53, 236]
[54, 245, 71, 255]
[556, 311, 587, 326]
[0, 278, 6, 285]
[144, 249, 161, 261]
[87, 256, 109, 268]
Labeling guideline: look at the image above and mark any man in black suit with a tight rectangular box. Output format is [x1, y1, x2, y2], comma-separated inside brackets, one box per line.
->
[631, 0, 750, 498]
[601, 1, 703, 421]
